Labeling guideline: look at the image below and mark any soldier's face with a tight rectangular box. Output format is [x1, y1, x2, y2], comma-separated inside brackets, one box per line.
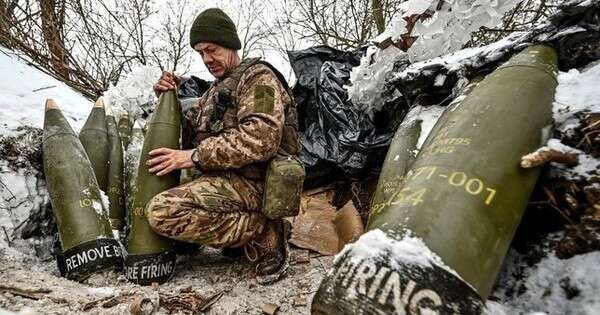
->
[195, 42, 237, 78]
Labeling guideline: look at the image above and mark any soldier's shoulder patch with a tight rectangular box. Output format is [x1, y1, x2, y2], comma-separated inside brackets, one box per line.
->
[254, 85, 275, 114]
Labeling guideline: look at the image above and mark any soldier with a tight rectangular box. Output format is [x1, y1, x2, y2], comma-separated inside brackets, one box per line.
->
[148, 8, 299, 284]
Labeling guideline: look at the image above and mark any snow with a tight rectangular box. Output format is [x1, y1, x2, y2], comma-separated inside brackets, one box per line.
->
[546, 138, 581, 154]
[547, 26, 587, 41]
[0, 164, 46, 261]
[400, 105, 446, 150]
[100, 190, 110, 215]
[103, 65, 160, 123]
[536, 62, 600, 180]
[347, 32, 522, 115]
[337, 229, 460, 278]
[415, 106, 445, 149]
[347, 0, 598, 116]
[399, 0, 433, 16]
[399, 33, 522, 78]
[79, 188, 109, 217]
[347, 46, 407, 115]
[570, 155, 600, 180]
[407, 0, 521, 63]
[491, 244, 600, 315]
[370, 0, 521, 63]
[553, 62, 600, 132]
[0, 47, 92, 134]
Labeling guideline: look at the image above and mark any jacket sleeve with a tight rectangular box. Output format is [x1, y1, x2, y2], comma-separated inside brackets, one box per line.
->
[197, 64, 287, 171]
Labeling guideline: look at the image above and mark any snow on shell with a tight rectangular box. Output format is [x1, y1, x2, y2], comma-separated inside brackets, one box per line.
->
[399, 104, 446, 150]
[415, 106, 445, 150]
[336, 229, 460, 279]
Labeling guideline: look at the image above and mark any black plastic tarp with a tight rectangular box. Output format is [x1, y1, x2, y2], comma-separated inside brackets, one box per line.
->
[178, 75, 211, 113]
[289, 46, 406, 175]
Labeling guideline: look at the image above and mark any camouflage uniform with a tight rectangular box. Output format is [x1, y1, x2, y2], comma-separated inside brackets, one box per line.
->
[146, 58, 299, 249]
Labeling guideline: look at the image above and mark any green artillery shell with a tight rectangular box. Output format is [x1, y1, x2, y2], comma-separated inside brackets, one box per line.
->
[43, 99, 123, 281]
[106, 112, 125, 230]
[312, 45, 558, 314]
[125, 90, 181, 285]
[125, 121, 145, 216]
[370, 77, 484, 213]
[118, 113, 133, 150]
[79, 98, 110, 191]
[368, 112, 422, 215]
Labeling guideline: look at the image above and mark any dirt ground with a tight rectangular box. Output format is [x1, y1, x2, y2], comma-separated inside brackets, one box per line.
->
[0, 247, 333, 314]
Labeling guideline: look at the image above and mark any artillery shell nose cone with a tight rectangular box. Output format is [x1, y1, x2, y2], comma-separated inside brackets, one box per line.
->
[94, 97, 105, 108]
[45, 99, 59, 111]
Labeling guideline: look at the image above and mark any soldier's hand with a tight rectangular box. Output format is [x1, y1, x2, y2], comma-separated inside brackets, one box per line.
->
[147, 148, 194, 176]
[153, 71, 181, 97]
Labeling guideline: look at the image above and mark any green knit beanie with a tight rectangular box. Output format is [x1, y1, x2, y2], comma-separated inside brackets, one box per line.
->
[189, 8, 241, 50]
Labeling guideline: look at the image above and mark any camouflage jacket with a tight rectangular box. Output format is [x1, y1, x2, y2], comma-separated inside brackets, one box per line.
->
[183, 58, 299, 179]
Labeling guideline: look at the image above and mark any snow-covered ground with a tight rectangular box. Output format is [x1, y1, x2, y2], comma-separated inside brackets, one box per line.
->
[0, 48, 92, 134]
[491, 244, 600, 314]
[554, 61, 600, 132]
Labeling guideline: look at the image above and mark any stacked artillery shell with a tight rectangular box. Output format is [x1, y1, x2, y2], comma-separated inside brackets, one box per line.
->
[368, 112, 422, 212]
[43, 99, 123, 281]
[125, 90, 180, 285]
[118, 113, 133, 150]
[106, 109, 126, 231]
[125, 121, 145, 216]
[312, 45, 559, 314]
[79, 99, 110, 192]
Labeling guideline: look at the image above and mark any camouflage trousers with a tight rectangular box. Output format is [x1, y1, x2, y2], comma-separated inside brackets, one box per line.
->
[146, 172, 267, 248]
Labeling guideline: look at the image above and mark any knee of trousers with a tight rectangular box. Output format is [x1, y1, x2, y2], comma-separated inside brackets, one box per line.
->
[144, 192, 172, 234]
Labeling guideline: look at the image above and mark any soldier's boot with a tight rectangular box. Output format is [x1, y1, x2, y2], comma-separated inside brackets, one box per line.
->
[243, 219, 290, 285]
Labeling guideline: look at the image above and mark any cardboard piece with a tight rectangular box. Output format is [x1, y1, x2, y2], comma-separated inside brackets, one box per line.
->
[289, 196, 364, 256]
